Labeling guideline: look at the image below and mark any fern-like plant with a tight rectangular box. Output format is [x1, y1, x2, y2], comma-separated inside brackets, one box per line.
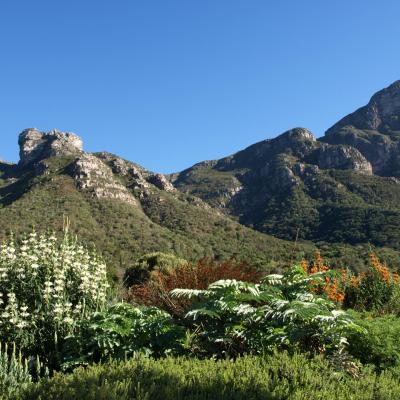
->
[171, 265, 361, 357]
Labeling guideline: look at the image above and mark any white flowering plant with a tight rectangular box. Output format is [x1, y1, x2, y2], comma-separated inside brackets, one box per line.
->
[0, 229, 109, 368]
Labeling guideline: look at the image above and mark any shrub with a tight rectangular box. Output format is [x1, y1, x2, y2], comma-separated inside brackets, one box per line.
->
[22, 353, 400, 400]
[123, 252, 188, 287]
[0, 229, 109, 368]
[61, 303, 185, 369]
[347, 313, 400, 370]
[126, 258, 262, 318]
[344, 253, 399, 312]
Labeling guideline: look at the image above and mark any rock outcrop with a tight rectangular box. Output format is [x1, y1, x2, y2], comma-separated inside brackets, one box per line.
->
[19, 128, 83, 166]
[70, 154, 138, 205]
[147, 173, 176, 192]
[96, 152, 150, 191]
[314, 145, 373, 175]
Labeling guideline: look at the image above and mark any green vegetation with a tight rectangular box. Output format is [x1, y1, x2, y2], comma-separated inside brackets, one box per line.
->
[21, 353, 400, 400]
[0, 158, 314, 280]
[348, 314, 400, 371]
[0, 343, 32, 400]
[123, 252, 188, 287]
[0, 230, 400, 398]
[173, 150, 400, 270]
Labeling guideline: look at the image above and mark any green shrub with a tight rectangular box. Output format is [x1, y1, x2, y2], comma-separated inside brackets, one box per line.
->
[344, 254, 397, 312]
[171, 265, 361, 357]
[347, 313, 400, 370]
[61, 303, 185, 369]
[22, 353, 400, 400]
[123, 252, 188, 286]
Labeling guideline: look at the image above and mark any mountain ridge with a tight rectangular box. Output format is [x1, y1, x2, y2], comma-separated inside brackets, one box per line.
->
[2, 80, 400, 274]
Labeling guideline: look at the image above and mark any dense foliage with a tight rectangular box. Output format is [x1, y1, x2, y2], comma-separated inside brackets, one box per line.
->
[123, 252, 188, 287]
[1, 230, 400, 399]
[61, 303, 184, 369]
[171, 267, 360, 357]
[347, 314, 400, 371]
[0, 343, 32, 400]
[21, 353, 400, 400]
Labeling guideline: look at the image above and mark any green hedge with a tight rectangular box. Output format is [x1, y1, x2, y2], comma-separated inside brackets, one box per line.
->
[23, 352, 400, 400]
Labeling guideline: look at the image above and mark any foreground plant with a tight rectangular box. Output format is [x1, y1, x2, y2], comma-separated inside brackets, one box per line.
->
[21, 352, 400, 400]
[61, 303, 185, 370]
[0, 228, 109, 368]
[172, 265, 361, 357]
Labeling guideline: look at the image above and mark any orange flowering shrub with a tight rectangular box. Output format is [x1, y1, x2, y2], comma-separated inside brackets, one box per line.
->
[301, 251, 400, 310]
[343, 253, 400, 311]
[301, 252, 345, 303]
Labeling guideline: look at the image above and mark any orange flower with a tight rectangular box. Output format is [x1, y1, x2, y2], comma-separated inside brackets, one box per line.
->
[340, 269, 347, 283]
[300, 259, 309, 274]
[350, 275, 359, 288]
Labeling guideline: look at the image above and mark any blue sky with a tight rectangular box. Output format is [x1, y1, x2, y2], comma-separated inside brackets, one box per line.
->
[1, 1, 400, 173]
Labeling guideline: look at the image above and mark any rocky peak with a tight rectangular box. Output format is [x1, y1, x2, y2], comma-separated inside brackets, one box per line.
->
[19, 128, 83, 166]
[326, 80, 400, 135]
[275, 127, 316, 144]
[323, 80, 400, 176]
[216, 128, 317, 171]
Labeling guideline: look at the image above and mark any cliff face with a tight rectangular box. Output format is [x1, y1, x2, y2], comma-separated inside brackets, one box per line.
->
[323, 81, 400, 176]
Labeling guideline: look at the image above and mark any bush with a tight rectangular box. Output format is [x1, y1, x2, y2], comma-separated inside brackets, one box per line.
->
[0, 229, 109, 368]
[123, 252, 188, 287]
[22, 353, 400, 400]
[347, 313, 400, 370]
[126, 258, 262, 318]
[61, 303, 185, 369]
[344, 253, 399, 312]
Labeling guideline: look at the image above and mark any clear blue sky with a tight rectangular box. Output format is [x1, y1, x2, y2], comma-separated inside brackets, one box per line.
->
[1, 1, 400, 173]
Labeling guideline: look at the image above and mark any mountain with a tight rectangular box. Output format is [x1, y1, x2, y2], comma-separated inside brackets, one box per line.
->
[2, 81, 400, 275]
[0, 129, 313, 278]
[172, 81, 400, 257]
